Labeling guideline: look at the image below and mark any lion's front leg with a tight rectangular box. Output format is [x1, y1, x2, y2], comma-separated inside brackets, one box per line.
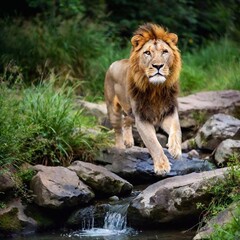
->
[161, 109, 182, 159]
[135, 116, 171, 175]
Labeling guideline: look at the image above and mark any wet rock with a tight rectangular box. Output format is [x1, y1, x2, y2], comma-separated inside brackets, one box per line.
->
[193, 201, 240, 239]
[128, 168, 229, 227]
[68, 161, 133, 197]
[178, 90, 240, 129]
[195, 114, 240, 151]
[97, 146, 214, 184]
[0, 199, 37, 236]
[214, 139, 240, 166]
[30, 165, 95, 209]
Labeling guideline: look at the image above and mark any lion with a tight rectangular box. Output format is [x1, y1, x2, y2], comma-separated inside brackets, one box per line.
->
[104, 23, 182, 175]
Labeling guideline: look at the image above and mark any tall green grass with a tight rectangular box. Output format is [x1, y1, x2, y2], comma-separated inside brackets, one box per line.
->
[0, 79, 112, 168]
[181, 39, 240, 95]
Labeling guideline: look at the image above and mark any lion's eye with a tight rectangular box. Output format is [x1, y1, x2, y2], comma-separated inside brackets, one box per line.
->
[162, 49, 168, 54]
[144, 51, 151, 56]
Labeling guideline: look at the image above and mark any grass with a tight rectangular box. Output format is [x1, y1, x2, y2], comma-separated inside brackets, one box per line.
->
[0, 78, 112, 169]
[209, 205, 240, 240]
[181, 39, 240, 95]
[197, 156, 240, 239]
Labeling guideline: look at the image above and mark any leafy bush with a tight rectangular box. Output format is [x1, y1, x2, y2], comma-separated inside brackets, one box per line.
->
[0, 79, 112, 168]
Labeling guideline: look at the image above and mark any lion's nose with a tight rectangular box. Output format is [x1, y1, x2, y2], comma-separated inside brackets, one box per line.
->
[152, 64, 164, 70]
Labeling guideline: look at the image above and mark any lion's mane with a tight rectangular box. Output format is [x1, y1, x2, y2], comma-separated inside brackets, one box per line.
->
[128, 23, 182, 123]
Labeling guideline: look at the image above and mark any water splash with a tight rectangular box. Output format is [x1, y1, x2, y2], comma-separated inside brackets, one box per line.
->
[65, 201, 135, 237]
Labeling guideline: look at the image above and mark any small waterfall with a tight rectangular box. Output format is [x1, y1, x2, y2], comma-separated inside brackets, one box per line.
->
[103, 203, 129, 231]
[66, 200, 134, 237]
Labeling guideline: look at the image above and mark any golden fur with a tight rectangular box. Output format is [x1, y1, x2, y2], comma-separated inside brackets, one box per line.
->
[104, 23, 182, 175]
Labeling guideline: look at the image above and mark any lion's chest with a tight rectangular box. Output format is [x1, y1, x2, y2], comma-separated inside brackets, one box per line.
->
[131, 88, 178, 124]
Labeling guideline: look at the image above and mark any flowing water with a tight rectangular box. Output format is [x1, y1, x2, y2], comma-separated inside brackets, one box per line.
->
[4, 199, 195, 240]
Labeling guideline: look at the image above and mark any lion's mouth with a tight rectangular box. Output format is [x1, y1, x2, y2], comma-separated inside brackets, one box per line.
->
[149, 72, 164, 78]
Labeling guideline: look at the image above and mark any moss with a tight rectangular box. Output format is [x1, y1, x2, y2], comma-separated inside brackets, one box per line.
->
[0, 208, 22, 232]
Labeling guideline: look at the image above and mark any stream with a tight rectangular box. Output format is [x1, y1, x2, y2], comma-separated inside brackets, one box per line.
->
[4, 197, 195, 240]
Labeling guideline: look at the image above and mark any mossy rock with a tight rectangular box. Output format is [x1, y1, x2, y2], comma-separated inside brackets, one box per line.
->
[0, 208, 22, 233]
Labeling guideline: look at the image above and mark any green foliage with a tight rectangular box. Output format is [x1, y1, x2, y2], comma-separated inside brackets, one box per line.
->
[106, 0, 239, 49]
[180, 39, 240, 95]
[0, 79, 112, 169]
[0, 0, 239, 100]
[198, 159, 240, 238]
[209, 205, 240, 240]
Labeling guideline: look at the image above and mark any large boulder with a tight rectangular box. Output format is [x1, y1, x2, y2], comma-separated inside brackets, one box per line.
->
[195, 114, 240, 151]
[178, 90, 240, 129]
[128, 168, 228, 228]
[68, 161, 133, 197]
[97, 146, 214, 184]
[30, 165, 95, 209]
[193, 201, 240, 239]
[214, 139, 240, 166]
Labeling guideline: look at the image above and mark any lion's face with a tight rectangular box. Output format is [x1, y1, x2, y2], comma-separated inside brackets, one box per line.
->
[139, 39, 174, 84]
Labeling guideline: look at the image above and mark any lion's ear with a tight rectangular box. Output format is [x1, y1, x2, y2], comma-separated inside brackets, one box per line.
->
[131, 35, 144, 51]
[168, 33, 178, 45]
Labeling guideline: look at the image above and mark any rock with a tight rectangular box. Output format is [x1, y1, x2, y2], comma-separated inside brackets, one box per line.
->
[68, 161, 133, 197]
[182, 138, 197, 151]
[178, 90, 240, 129]
[97, 146, 214, 184]
[193, 201, 240, 239]
[0, 199, 37, 236]
[195, 114, 240, 151]
[128, 168, 229, 228]
[187, 149, 200, 159]
[0, 168, 16, 192]
[214, 139, 240, 166]
[30, 165, 95, 209]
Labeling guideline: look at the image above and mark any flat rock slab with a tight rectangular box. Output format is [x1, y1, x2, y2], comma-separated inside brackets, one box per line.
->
[30, 165, 95, 209]
[178, 90, 240, 128]
[68, 161, 133, 197]
[97, 146, 214, 184]
[128, 168, 229, 228]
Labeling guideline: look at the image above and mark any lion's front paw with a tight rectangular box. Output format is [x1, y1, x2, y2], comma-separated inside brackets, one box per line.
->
[167, 134, 182, 159]
[154, 154, 171, 176]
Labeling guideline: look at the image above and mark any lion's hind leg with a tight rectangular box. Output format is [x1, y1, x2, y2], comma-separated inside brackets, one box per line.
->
[123, 115, 134, 148]
[107, 97, 125, 149]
